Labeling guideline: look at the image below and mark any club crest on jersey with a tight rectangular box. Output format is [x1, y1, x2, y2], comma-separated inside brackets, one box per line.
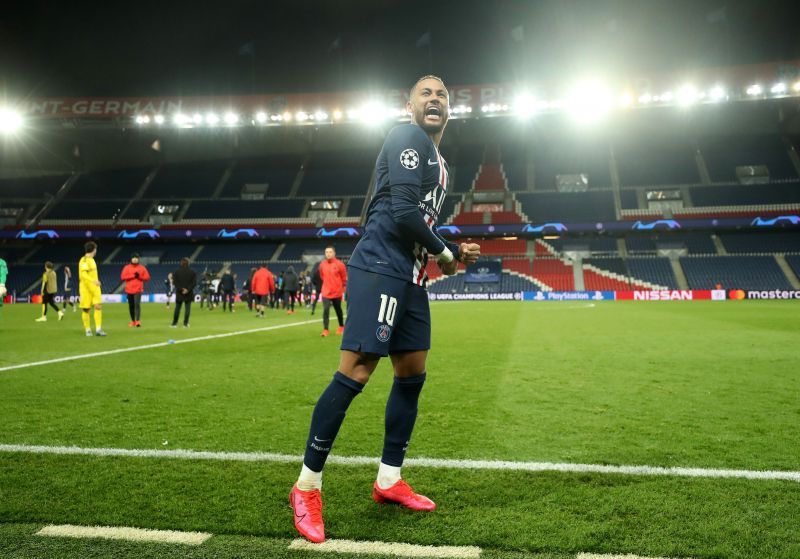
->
[400, 149, 419, 169]
[376, 324, 392, 342]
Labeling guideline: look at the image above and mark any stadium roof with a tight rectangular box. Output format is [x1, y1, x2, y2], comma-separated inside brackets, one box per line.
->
[2, 0, 800, 98]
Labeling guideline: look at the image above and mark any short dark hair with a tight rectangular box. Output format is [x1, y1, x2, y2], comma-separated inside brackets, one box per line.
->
[180, 257, 189, 267]
[131, 253, 140, 260]
[410, 74, 446, 97]
[262, 262, 269, 268]
[325, 245, 336, 251]
[84, 241, 97, 254]
[45, 261, 54, 269]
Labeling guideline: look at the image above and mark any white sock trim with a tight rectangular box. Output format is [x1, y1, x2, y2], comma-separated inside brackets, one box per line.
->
[297, 463, 323, 491]
[377, 462, 402, 489]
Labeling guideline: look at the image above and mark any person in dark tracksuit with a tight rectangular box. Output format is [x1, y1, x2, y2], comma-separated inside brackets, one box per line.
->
[171, 258, 197, 328]
[220, 270, 236, 312]
[310, 261, 323, 315]
[283, 265, 299, 314]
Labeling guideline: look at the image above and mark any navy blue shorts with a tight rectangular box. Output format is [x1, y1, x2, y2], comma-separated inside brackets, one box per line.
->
[340, 267, 431, 356]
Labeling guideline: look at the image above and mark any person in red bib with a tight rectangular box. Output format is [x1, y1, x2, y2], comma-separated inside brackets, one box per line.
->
[318, 245, 347, 337]
[251, 263, 276, 318]
[120, 253, 151, 327]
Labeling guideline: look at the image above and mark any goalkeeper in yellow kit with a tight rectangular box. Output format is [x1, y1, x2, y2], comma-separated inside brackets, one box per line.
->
[79, 241, 106, 337]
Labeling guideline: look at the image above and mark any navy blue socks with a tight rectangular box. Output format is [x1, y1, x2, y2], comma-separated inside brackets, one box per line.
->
[381, 373, 426, 467]
[303, 371, 364, 472]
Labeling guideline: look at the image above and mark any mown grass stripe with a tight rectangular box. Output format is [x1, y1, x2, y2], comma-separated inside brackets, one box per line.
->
[36, 524, 211, 545]
[2, 443, 798, 483]
[289, 538, 481, 558]
[0, 319, 316, 373]
[576, 554, 687, 559]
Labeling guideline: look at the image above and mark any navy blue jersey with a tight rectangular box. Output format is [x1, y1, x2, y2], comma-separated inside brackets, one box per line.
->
[348, 124, 459, 286]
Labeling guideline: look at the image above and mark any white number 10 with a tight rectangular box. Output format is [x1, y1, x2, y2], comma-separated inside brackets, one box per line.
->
[378, 294, 397, 326]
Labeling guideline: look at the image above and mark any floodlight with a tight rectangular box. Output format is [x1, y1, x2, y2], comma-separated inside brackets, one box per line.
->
[332, 110, 343, 120]
[192, 114, 203, 124]
[314, 111, 328, 121]
[618, 93, 633, 108]
[565, 82, 612, 123]
[746, 84, 762, 96]
[793, 82, 800, 93]
[135, 115, 150, 125]
[676, 85, 698, 106]
[173, 113, 190, 126]
[513, 93, 537, 119]
[224, 112, 239, 125]
[708, 86, 726, 102]
[0, 108, 23, 133]
[255, 112, 268, 123]
[770, 83, 787, 95]
[282, 112, 292, 122]
[638, 93, 653, 105]
[206, 113, 220, 125]
[153, 114, 165, 125]
[295, 111, 309, 122]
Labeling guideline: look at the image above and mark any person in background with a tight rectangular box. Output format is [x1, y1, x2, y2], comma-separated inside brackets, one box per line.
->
[318, 246, 347, 337]
[220, 268, 236, 312]
[211, 275, 222, 309]
[199, 271, 213, 309]
[242, 268, 255, 311]
[36, 261, 63, 322]
[274, 271, 285, 309]
[0, 257, 7, 309]
[79, 241, 106, 337]
[171, 258, 197, 328]
[310, 260, 323, 315]
[121, 253, 151, 327]
[165, 272, 175, 309]
[251, 263, 275, 318]
[283, 265, 299, 314]
[62, 265, 76, 312]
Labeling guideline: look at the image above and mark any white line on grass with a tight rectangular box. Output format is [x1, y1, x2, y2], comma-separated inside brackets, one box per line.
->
[289, 538, 481, 558]
[0, 319, 316, 373]
[36, 524, 211, 545]
[1, 443, 798, 483]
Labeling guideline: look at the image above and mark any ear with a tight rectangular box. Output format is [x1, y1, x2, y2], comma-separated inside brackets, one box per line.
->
[406, 100, 414, 120]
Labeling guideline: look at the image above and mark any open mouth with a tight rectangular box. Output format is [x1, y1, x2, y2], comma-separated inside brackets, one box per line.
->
[424, 105, 442, 121]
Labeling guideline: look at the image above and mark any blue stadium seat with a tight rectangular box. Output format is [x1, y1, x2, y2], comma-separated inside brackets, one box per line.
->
[46, 201, 127, 220]
[145, 161, 227, 199]
[69, 168, 150, 199]
[720, 233, 800, 254]
[700, 135, 796, 182]
[0, 175, 69, 199]
[689, 183, 800, 207]
[680, 256, 792, 290]
[627, 257, 679, 289]
[616, 137, 699, 186]
[220, 156, 303, 198]
[196, 243, 277, 262]
[533, 136, 611, 189]
[516, 191, 616, 222]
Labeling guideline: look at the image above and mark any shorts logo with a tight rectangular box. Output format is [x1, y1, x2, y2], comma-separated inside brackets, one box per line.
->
[400, 149, 419, 169]
[376, 324, 392, 343]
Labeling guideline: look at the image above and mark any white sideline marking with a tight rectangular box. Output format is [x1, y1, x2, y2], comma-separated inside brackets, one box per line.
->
[36, 524, 211, 545]
[289, 538, 481, 558]
[1, 443, 798, 483]
[577, 554, 685, 559]
[0, 319, 316, 373]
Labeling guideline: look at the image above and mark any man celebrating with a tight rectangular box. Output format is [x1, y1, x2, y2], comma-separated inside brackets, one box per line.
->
[121, 253, 151, 327]
[289, 75, 480, 543]
[318, 246, 347, 336]
[79, 241, 106, 336]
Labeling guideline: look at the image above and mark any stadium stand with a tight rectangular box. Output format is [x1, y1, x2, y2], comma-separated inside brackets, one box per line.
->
[699, 135, 797, 182]
[689, 183, 800, 207]
[296, 150, 375, 196]
[627, 257, 680, 289]
[3, 264, 46, 295]
[785, 255, 800, 281]
[145, 161, 227, 199]
[680, 255, 793, 290]
[182, 199, 307, 220]
[195, 243, 278, 262]
[220, 156, 304, 198]
[68, 168, 150, 199]
[532, 136, 611, 189]
[616, 137, 700, 186]
[719, 232, 800, 254]
[516, 191, 616, 222]
[0, 175, 69, 199]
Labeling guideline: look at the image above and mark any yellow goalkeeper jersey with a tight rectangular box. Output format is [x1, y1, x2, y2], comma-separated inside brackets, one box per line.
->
[79, 256, 99, 286]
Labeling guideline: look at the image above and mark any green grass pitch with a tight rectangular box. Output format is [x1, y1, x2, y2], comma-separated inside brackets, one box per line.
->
[0, 300, 798, 558]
